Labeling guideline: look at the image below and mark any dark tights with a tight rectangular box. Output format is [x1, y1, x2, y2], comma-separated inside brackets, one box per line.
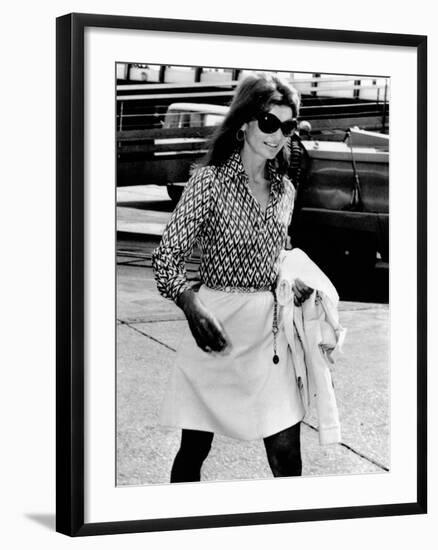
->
[170, 423, 301, 483]
[170, 429, 214, 482]
[263, 423, 302, 477]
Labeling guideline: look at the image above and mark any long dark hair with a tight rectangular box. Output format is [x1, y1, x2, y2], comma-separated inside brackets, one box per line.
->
[200, 73, 300, 175]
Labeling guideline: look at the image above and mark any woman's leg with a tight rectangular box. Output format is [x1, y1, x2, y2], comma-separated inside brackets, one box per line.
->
[263, 423, 302, 477]
[170, 428, 214, 483]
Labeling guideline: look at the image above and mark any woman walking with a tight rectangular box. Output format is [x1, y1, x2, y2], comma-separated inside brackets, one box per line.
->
[152, 72, 312, 482]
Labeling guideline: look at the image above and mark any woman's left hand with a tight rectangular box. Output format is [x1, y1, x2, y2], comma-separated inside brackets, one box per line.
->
[292, 278, 313, 306]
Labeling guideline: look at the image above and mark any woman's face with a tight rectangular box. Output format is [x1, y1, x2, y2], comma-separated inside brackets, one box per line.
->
[241, 104, 294, 162]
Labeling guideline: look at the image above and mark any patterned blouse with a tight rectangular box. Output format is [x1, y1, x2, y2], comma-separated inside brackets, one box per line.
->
[152, 151, 296, 302]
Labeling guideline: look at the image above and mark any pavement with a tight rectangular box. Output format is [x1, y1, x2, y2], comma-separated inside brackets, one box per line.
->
[116, 185, 390, 486]
[117, 184, 171, 237]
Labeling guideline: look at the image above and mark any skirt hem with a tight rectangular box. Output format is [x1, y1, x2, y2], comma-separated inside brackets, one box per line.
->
[158, 414, 305, 442]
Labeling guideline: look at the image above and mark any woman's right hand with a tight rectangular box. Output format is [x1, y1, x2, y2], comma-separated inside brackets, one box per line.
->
[177, 289, 231, 354]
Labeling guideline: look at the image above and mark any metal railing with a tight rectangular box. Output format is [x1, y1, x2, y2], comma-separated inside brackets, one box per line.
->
[116, 76, 389, 133]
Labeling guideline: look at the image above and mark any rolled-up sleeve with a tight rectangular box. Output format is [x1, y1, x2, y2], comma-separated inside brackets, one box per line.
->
[151, 167, 213, 301]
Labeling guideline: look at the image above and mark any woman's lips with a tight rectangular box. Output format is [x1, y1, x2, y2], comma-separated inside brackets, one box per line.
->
[265, 142, 280, 149]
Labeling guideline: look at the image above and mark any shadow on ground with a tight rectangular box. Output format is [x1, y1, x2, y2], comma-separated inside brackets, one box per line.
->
[25, 513, 55, 531]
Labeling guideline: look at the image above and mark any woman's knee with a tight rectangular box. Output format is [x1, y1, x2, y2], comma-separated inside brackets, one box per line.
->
[170, 429, 214, 483]
[179, 429, 214, 463]
[263, 423, 302, 477]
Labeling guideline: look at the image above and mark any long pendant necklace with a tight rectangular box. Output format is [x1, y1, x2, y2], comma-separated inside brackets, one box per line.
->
[272, 288, 279, 364]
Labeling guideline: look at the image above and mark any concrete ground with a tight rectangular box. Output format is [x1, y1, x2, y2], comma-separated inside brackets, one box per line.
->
[116, 263, 389, 486]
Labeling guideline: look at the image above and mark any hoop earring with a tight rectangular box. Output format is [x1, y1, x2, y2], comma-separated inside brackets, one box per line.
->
[236, 129, 245, 142]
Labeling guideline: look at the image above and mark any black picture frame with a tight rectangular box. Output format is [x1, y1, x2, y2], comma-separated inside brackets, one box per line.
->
[56, 12, 427, 537]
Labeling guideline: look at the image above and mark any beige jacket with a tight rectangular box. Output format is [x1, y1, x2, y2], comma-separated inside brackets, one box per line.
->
[277, 249, 347, 445]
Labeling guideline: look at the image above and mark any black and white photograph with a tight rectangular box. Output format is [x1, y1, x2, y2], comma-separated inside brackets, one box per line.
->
[115, 63, 390, 486]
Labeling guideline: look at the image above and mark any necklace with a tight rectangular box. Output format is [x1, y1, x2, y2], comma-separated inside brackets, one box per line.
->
[271, 286, 279, 364]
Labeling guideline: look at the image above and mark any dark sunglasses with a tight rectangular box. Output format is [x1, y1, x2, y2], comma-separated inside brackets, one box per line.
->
[256, 112, 297, 137]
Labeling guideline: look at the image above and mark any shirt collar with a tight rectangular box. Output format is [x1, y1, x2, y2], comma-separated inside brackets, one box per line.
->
[224, 150, 284, 195]
[266, 159, 284, 193]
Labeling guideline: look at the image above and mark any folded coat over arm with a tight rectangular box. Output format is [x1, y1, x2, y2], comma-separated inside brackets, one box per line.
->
[276, 248, 347, 445]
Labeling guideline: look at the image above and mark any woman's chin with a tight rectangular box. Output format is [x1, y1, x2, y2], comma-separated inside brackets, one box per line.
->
[266, 149, 280, 159]
[263, 144, 281, 158]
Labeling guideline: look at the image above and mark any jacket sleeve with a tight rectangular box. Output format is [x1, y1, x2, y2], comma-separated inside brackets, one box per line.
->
[151, 167, 213, 302]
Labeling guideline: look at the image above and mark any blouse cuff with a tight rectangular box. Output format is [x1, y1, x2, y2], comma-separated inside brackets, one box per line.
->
[169, 279, 192, 303]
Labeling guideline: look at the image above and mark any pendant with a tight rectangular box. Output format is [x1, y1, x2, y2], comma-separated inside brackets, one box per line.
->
[273, 354, 279, 364]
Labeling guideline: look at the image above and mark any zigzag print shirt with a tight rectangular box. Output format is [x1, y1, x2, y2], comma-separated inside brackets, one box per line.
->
[152, 151, 295, 302]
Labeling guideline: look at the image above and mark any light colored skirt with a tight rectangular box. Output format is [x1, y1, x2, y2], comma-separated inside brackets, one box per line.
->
[159, 285, 304, 440]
